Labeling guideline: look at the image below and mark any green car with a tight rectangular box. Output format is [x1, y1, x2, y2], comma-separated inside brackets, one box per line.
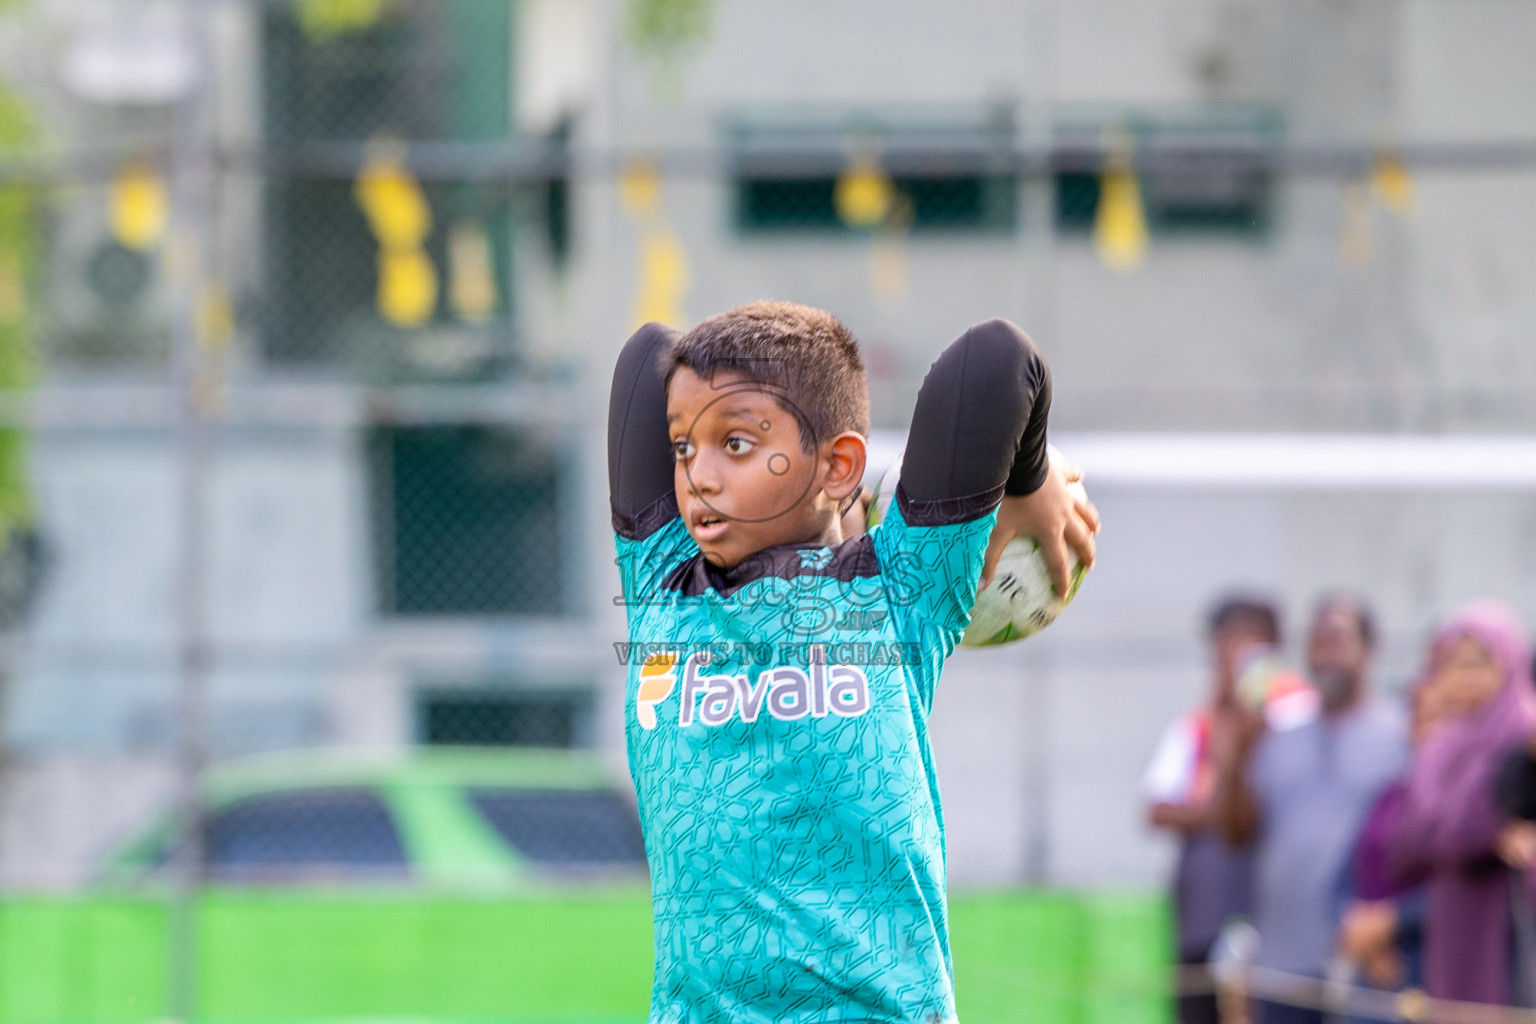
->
[34, 749, 1172, 1024]
[100, 747, 650, 889]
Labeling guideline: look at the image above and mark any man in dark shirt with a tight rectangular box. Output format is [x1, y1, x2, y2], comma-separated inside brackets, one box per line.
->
[1143, 597, 1284, 1024]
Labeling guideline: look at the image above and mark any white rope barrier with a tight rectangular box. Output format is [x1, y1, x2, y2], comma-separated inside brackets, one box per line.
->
[1171, 963, 1536, 1024]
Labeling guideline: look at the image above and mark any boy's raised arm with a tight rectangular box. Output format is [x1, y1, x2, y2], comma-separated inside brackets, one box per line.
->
[608, 322, 681, 539]
[902, 318, 1096, 595]
[902, 318, 1052, 509]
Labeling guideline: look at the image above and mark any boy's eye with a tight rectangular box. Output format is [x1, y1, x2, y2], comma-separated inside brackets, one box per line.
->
[724, 437, 756, 455]
[671, 438, 696, 461]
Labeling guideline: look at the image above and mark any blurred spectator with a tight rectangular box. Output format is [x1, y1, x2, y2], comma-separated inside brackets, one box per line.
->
[1335, 677, 1445, 1009]
[1143, 596, 1285, 1024]
[1494, 702, 1536, 1001]
[1388, 601, 1536, 1005]
[1214, 595, 1407, 1024]
[1492, 646, 1536, 830]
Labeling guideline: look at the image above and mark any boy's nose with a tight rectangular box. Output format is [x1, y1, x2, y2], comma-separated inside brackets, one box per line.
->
[687, 451, 722, 495]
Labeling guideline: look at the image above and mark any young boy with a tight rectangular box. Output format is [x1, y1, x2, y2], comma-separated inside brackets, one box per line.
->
[608, 301, 1097, 1024]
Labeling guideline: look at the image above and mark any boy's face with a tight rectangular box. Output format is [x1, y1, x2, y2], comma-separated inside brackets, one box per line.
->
[666, 366, 841, 569]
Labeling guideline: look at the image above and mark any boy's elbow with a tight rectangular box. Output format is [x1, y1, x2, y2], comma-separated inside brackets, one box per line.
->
[958, 319, 1048, 393]
[609, 322, 678, 420]
[960, 318, 1038, 360]
[627, 320, 675, 347]
[617, 321, 676, 372]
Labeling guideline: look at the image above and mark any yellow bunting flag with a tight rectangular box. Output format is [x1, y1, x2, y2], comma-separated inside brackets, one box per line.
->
[192, 282, 235, 416]
[1340, 181, 1373, 268]
[109, 163, 168, 251]
[355, 141, 438, 329]
[354, 150, 432, 251]
[1372, 154, 1414, 215]
[619, 159, 661, 218]
[297, 0, 385, 42]
[619, 157, 690, 329]
[835, 156, 895, 229]
[1093, 152, 1148, 273]
[378, 247, 439, 329]
[870, 194, 913, 305]
[448, 221, 498, 324]
[196, 282, 235, 349]
[632, 230, 690, 328]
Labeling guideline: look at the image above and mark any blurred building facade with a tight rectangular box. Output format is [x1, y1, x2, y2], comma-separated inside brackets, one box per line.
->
[0, 0, 1534, 887]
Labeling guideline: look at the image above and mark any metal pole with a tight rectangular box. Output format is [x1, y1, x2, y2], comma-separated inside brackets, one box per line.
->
[1018, 0, 1060, 888]
[168, 1, 214, 1020]
[1020, 661, 1052, 886]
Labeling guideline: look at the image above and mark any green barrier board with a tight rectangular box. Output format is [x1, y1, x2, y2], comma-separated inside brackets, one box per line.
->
[0, 889, 1169, 1024]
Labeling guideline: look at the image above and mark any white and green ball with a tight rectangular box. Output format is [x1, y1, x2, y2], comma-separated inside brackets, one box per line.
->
[866, 448, 1088, 647]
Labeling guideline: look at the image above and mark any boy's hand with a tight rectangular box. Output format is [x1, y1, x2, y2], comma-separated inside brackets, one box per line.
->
[981, 452, 1099, 597]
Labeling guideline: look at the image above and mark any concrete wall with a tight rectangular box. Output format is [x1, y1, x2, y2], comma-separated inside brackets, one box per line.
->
[537, 0, 1536, 432]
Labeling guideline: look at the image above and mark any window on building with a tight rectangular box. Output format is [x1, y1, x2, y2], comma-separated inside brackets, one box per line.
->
[738, 173, 1015, 233]
[418, 689, 594, 748]
[260, 0, 514, 376]
[368, 425, 570, 616]
[1053, 107, 1280, 235]
[729, 112, 1018, 234]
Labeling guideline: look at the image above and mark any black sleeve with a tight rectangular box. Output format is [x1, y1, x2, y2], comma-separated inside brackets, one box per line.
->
[608, 322, 681, 540]
[898, 318, 1052, 524]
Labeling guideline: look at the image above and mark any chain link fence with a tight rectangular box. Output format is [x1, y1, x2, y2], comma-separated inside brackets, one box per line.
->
[0, 0, 619, 905]
[0, 1, 1532, 1023]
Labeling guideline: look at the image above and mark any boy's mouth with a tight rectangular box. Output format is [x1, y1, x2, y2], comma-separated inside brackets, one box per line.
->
[689, 509, 730, 542]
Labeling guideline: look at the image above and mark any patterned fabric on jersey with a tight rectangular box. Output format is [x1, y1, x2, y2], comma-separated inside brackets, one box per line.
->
[617, 486, 998, 1024]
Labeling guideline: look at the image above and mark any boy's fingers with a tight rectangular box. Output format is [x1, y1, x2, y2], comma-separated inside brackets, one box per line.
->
[1039, 534, 1073, 598]
[1077, 497, 1102, 535]
[1065, 515, 1096, 571]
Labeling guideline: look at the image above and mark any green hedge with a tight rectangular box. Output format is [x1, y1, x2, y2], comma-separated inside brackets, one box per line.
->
[0, 889, 1170, 1024]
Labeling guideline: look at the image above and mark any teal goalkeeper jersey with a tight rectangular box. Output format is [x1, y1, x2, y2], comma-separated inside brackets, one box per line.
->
[607, 315, 1053, 1024]
[616, 499, 997, 1024]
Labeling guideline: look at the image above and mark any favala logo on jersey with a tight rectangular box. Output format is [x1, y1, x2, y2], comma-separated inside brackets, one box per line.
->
[635, 651, 680, 730]
[633, 646, 870, 731]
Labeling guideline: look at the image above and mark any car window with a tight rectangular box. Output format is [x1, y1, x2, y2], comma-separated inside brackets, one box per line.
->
[204, 788, 409, 882]
[466, 789, 647, 865]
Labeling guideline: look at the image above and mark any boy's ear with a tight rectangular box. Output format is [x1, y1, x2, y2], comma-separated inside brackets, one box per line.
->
[822, 432, 867, 501]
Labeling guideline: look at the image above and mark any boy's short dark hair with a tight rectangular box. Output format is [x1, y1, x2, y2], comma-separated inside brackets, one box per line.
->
[1207, 594, 1282, 644]
[664, 301, 870, 452]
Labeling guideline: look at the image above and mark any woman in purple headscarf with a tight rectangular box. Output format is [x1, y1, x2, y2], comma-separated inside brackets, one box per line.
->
[1389, 600, 1536, 1004]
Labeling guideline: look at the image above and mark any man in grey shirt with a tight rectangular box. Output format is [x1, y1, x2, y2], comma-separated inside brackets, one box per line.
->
[1216, 595, 1408, 1024]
